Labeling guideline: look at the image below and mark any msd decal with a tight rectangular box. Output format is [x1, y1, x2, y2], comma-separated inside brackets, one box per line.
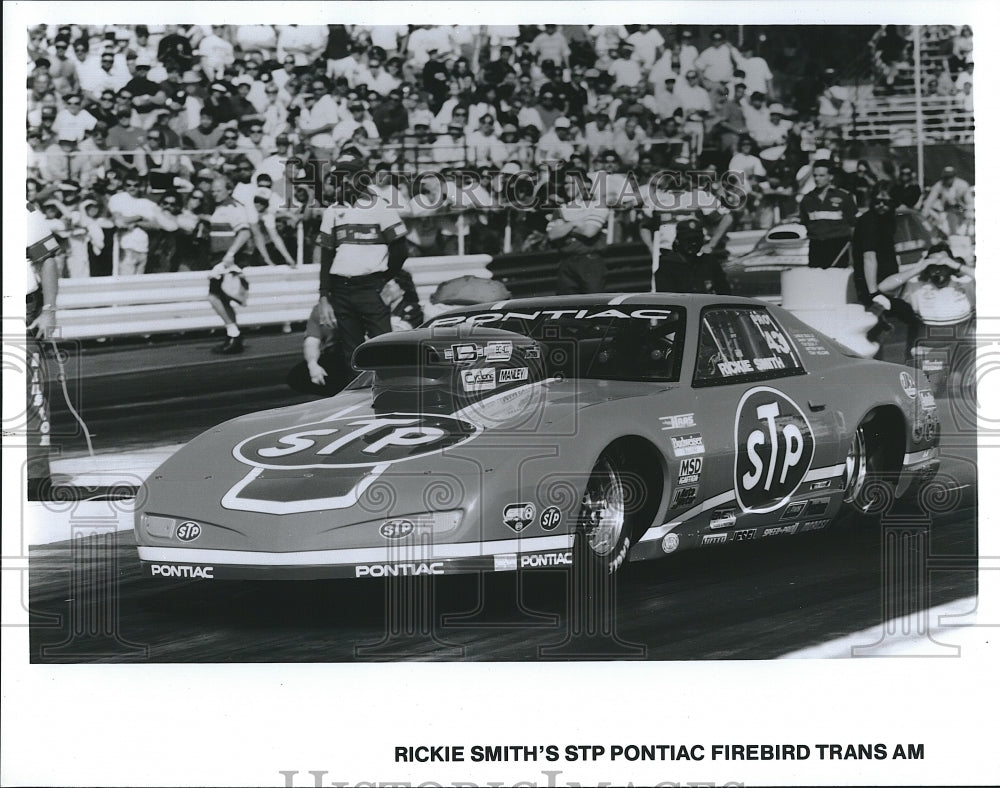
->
[234, 414, 479, 470]
[734, 387, 815, 514]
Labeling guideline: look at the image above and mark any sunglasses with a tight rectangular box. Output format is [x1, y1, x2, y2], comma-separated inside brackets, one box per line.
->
[162, 200, 179, 207]
[66, 100, 82, 106]
[223, 134, 238, 140]
[250, 129, 263, 134]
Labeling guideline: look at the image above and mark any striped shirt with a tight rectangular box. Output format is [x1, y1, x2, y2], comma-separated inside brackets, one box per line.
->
[319, 199, 407, 277]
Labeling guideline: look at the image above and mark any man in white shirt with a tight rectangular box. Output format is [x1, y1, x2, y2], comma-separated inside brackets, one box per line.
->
[537, 116, 577, 165]
[675, 70, 712, 154]
[465, 113, 508, 168]
[607, 43, 642, 88]
[626, 25, 665, 71]
[198, 25, 235, 80]
[108, 174, 177, 275]
[736, 45, 773, 98]
[695, 29, 739, 92]
[52, 92, 97, 142]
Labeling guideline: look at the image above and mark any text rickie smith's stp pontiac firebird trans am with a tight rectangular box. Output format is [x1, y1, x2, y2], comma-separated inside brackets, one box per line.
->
[136, 294, 940, 581]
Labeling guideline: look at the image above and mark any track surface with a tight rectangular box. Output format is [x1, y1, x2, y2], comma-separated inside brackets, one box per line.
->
[31, 335, 979, 662]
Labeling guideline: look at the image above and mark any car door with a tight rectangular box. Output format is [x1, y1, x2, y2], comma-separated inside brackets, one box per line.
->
[683, 304, 843, 538]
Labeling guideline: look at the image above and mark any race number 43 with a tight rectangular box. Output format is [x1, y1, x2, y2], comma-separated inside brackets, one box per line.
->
[734, 387, 815, 513]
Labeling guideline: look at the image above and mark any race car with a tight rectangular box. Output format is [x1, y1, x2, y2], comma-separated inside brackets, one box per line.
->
[723, 207, 937, 303]
[135, 294, 940, 581]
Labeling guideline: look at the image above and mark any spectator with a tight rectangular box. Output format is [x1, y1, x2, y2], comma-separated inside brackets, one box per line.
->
[846, 159, 878, 209]
[536, 116, 577, 165]
[228, 76, 261, 123]
[949, 25, 973, 76]
[889, 164, 921, 208]
[40, 134, 78, 185]
[432, 118, 467, 168]
[659, 115, 692, 161]
[138, 127, 194, 193]
[755, 104, 794, 158]
[183, 111, 225, 169]
[257, 80, 290, 137]
[652, 218, 731, 295]
[157, 25, 195, 72]
[545, 170, 611, 294]
[109, 174, 175, 275]
[729, 135, 767, 188]
[52, 92, 97, 143]
[48, 36, 81, 96]
[123, 52, 167, 124]
[696, 29, 739, 92]
[80, 47, 128, 101]
[236, 24, 278, 59]
[583, 111, 615, 160]
[875, 25, 909, 93]
[799, 159, 857, 268]
[627, 24, 665, 71]
[276, 24, 328, 69]
[714, 81, 749, 154]
[612, 115, 649, 167]
[465, 113, 507, 167]
[372, 88, 409, 141]
[530, 25, 571, 68]
[736, 44, 773, 98]
[654, 74, 683, 121]
[922, 165, 973, 236]
[358, 51, 401, 97]
[675, 69, 712, 156]
[329, 98, 379, 154]
[816, 68, 851, 131]
[607, 43, 643, 89]
[422, 47, 451, 112]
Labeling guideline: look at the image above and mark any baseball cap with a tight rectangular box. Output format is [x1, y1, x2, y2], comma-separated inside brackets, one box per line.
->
[232, 75, 253, 87]
[553, 117, 571, 129]
[941, 165, 956, 176]
[500, 123, 518, 135]
[664, 75, 677, 83]
[676, 218, 704, 239]
[211, 81, 230, 93]
[685, 69, 698, 78]
[253, 187, 272, 202]
[499, 161, 520, 176]
[135, 52, 154, 68]
[332, 157, 365, 175]
[768, 103, 787, 115]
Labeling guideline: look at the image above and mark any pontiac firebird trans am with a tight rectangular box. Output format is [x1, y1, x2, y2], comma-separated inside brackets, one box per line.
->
[136, 294, 940, 581]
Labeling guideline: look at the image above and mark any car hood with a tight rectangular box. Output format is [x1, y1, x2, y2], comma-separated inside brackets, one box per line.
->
[139, 379, 673, 535]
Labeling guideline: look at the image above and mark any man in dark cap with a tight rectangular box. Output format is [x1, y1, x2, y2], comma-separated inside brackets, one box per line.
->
[316, 157, 410, 367]
[654, 218, 731, 294]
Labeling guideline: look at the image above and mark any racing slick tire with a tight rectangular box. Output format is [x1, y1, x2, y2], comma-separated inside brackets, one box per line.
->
[841, 414, 899, 515]
[574, 447, 635, 577]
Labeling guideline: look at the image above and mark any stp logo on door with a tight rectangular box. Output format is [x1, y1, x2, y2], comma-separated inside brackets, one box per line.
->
[734, 387, 815, 514]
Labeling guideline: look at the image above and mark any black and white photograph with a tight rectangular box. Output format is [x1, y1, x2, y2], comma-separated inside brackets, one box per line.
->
[3, 2, 997, 786]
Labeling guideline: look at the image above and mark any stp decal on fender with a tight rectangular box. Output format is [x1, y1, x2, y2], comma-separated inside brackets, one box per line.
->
[734, 386, 815, 514]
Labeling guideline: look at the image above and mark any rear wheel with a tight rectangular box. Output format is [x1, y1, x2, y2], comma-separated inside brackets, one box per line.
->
[576, 450, 632, 575]
[842, 417, 896, 513]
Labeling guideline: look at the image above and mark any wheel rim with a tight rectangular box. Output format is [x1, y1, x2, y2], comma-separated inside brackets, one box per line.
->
[581, 457, 626, 557]
[842, 427, 868, 505]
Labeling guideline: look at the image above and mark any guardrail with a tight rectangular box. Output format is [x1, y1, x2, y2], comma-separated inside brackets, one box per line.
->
[53, 232, 762, 341]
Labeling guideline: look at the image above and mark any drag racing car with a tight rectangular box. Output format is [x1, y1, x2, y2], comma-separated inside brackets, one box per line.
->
[135, 294, 940, 582]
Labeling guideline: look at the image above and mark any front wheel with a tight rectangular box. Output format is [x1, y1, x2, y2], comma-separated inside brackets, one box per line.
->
[575, 450, 632, 575]
[842, 418, 894, 513]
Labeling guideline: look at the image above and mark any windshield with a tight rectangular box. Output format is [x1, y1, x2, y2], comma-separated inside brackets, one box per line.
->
[426, 306, 686, 382]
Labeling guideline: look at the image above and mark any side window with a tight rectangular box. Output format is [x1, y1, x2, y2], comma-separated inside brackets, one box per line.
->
[694, 307, 805, 387]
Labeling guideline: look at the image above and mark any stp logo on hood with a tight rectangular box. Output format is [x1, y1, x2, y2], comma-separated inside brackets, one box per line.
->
[234, 414, 480, 470]
[734, 387, 815, 514]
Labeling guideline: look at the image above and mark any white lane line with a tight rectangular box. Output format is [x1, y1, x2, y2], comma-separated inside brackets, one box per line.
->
[779, 596, 980, 658]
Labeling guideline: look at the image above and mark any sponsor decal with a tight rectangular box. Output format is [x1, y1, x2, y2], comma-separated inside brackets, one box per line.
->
[485, 341, 513, 362]
[493, 554, 517, 572]
[151, 564, 214, 579]
[762, 524, 799, 537]
[671, 485, 699, 509]
[428, 307, 677, 328]
[799, 519, 830, 533]
[234, 414, 479, 470]
[503, 502, 535, 532]
[608, 536, 631, 573]
[461, 367, 496, 392]
[379, 519, 415, 540]
[791, 331, 830, 356]
[498, 367, 529, 384]
[734, 386, 815, 514]
[659, 412, 696, 430]
[524, 346, 541, 360]
[520, 551, 572, 568]
[448, 342, 479, 362]
[810, 479, 832, 491]
[671, 433, 704, 457]
[899, 371, 917, 398]
[702, 533, 728, 546]
[781, 501, 807, 520]
[677, 457, 702, 485]
[175, 521, 201, 542]
[661, 533, 680, 553]
[919, 389, 936, 411]
[805, 497, 830, 516]
[355, 562, 445, 577]
[733, 528, 756, 542]
[539, 506, 562, 531]
[709, 508, 737, 529]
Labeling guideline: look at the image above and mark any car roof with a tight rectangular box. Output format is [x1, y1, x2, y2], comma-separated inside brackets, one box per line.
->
[448, 292, 769, 312]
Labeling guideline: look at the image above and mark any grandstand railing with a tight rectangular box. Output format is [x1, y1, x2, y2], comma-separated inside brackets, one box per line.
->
[845, 96, 973, 144]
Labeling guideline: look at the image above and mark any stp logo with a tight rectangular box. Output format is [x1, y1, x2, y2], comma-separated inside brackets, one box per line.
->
[233, 414, 480, 470]
[176, 521, 201, 542]
[734, 387, 815, 514]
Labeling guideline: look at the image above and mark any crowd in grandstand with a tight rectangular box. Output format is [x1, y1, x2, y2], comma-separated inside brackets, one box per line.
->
[26, 23, 974, 278]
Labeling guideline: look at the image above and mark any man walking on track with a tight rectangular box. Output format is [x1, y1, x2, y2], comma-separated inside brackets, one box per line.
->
[800, 159, 856, 268]
[316, 157, 409, 369]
